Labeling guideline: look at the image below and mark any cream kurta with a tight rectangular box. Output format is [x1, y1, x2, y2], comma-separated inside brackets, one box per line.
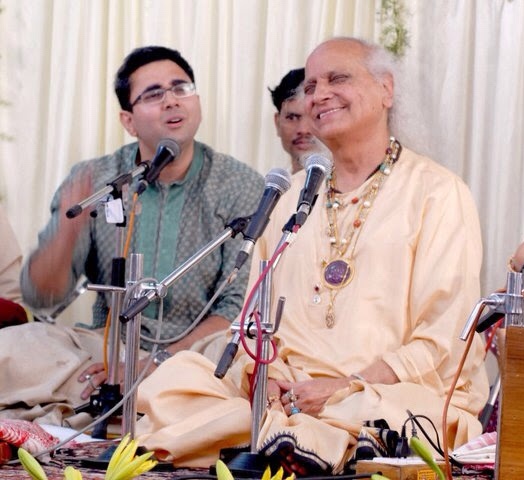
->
[136, 148, 489, 472]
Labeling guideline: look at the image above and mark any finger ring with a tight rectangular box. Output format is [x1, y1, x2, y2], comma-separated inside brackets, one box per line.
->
[286, 389, 298, 403]
[87, 376, 96, 390]
[290, 402, 301, 415]
[84, 374, 91, 380]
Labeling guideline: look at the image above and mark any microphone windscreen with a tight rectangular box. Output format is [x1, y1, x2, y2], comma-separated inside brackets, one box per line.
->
[303, 153, 333, 177]
[157, 137, 181, 158]
[265, 168, 291, 194]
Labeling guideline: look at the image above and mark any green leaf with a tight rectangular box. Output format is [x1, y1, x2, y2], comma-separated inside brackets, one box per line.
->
[409, 436, 445, 480]
[215, 459, 235, 480]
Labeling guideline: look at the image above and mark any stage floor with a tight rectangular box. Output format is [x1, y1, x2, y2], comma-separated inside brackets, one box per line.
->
[0, 438, 495, 479]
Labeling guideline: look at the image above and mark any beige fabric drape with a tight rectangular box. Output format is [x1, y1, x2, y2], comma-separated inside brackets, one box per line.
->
[0, 0, 523, 326]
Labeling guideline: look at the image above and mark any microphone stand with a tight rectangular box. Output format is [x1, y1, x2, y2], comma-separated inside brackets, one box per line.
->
[221, 262, 286, 477]
[107, 217, 248, 443]
[214, 216, 296, 379]
[122, 253, 144, 438]
[69, 165, 149, 439]
[214, 219, 295, 477]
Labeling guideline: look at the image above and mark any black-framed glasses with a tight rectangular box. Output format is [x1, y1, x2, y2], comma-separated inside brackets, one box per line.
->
[131, 82, 196, 107]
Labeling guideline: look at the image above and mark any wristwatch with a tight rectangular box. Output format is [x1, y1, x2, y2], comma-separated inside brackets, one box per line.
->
[153, 349, 173, 367]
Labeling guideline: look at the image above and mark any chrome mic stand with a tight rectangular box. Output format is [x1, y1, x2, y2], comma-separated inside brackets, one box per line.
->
[222, 261, 286, 477]
[215, 220, 295, 477]
[214, 215, 296, 379]
[110, 216, 248, 443]
[69, 165, 148, 438]
[121, 253, 145, 438]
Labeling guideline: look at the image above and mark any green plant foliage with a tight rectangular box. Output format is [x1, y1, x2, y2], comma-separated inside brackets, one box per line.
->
[379, 0, 410, 57]
[409, 436, 446, 480]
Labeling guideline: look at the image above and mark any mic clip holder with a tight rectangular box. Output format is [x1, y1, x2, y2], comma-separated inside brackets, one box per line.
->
[460, 271, 524, 340]
[230, 296, 285, 338]
[66, 163, 149, 220]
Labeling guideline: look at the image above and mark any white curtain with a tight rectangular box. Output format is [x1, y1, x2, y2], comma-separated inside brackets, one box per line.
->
[0, 0, 523, 320]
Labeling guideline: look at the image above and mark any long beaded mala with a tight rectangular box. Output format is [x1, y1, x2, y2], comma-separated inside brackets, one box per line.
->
[318, 137, 402, 328]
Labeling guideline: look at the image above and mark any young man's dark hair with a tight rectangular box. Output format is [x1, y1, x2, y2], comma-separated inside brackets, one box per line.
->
[114, 46, 195, 111]
[268, 68, 305, 112]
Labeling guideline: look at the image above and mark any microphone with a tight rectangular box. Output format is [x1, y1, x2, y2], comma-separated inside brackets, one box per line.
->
[234, 168, 291, 270]
[476, 311, 504, 333]
[136, 138, 181, 194]
[295, 153, 332, 227]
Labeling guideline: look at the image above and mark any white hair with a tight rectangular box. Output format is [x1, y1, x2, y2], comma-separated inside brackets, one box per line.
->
[324, 37, 433, 158]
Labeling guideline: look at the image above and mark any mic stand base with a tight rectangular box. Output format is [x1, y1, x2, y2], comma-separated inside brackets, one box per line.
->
[74, 383, 123, 470]
[78, 444, 119, 471]
[89, 383, 123, 439]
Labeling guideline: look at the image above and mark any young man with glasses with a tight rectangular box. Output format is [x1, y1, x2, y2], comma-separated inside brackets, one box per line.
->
[1, 46, 264, 425]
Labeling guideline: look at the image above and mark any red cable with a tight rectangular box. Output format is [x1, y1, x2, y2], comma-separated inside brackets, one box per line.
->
[239, 238, 293, 403]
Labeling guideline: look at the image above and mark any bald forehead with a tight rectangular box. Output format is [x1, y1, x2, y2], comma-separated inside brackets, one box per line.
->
[306, 39, 366, 69]
[313, 38, 366, 54]
[304, 39, 369, 86]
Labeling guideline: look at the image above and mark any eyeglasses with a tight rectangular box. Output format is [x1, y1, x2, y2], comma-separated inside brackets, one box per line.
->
[131, 82, 196, 107]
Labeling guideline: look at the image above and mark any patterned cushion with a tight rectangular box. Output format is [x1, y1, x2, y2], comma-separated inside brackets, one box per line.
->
[0, 419, 59, 455]
[0, 299, 28, 328]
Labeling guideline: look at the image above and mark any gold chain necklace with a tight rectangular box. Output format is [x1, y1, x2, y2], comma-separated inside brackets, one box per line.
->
[320, 137, 402, 328]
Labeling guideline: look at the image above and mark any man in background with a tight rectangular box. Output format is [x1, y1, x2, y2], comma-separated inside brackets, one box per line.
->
[269, 68, 319, 174]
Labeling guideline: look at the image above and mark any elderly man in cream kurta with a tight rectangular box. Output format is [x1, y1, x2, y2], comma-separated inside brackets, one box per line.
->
[135, 37, 488, 473]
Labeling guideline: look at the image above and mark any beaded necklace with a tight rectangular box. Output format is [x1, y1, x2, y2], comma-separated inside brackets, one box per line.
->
[319, 137, 402, 328]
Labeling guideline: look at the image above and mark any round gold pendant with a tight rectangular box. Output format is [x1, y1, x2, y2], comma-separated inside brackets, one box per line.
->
[322, 258, 355, 289]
